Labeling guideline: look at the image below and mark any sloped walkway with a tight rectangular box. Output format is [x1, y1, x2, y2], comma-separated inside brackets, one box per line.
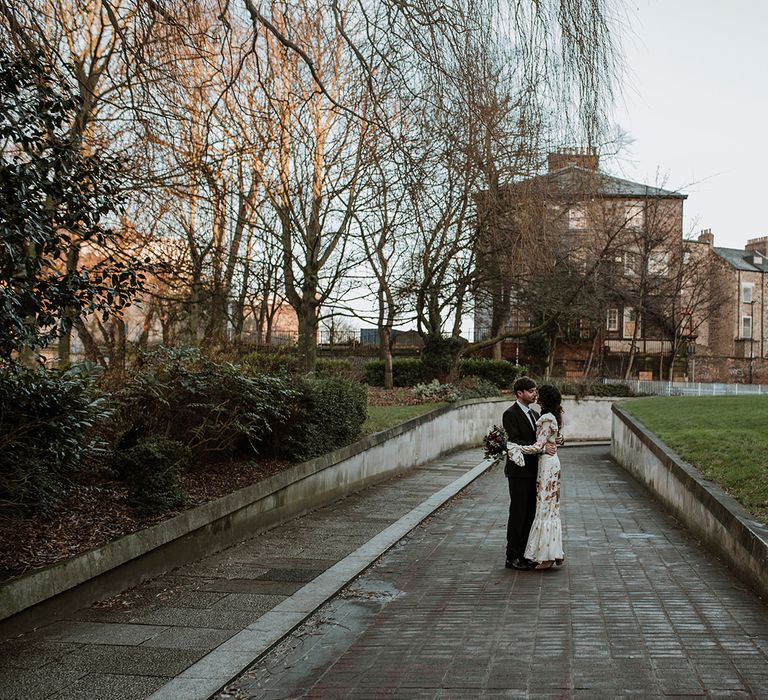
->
[220, 445, 768, 699]
[3, 445, 768, 699]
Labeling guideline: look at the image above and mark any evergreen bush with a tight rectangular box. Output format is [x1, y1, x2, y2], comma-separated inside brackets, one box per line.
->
[239, 350, 300, 375]
[458, 359, 526, 389]
[0, 364, 111, 513]
[117, 347, 298, 462]
[283, 375, 368, 461]
[114, 436, 189, 515]
[455, 376, 502, 399]
[364, 358, 426, 387]
[315, 358, 358, 380]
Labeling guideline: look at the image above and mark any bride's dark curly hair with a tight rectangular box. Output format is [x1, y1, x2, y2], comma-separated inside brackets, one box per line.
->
[537, 384, 563, 428]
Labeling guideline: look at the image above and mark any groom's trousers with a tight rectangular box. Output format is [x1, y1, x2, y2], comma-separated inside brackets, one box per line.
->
[506, 475, 537, 562]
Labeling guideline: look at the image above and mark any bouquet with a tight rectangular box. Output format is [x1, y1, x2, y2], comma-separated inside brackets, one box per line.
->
[483, 425, 508, 460]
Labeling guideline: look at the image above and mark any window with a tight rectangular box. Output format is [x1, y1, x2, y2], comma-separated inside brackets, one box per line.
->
[623, 307, 641, 338]
[683, 251, 691, 265]
[648, 250, 669, 276]
[623, 251, 638, 276]
[606, 308, 619, 331]
[625, 202, 645, 230]
[742, 316, 753, 339]
[742, 283, 754, 303]
[568, 206, 588, 230]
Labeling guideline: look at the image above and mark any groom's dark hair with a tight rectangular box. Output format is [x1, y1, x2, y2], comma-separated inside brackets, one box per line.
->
[513, 376, 537, 393]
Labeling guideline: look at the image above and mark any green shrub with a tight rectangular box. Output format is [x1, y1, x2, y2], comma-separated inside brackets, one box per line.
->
[412, 379, 460, 402]
[542, 379, 636, 398]
[364, 358, 426, 387]
[315, 358, 357, 380]
[283, 375, 368, 461]
[239, 350, 299, 375]
[589, 381, 635, 397]
[411, 376, 501, 403]
[458, 359, 526, 389]
[115, 437, 189, 515]
[455, 376, 502, 400]
[0, 364, 111, 513]
[117, 346, 298, 462]
[422, 335, 465, 381]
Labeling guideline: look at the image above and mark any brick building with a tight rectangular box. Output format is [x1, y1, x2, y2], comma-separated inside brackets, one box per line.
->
[686, 231, 768, 383]
[475, 149, 691, 378]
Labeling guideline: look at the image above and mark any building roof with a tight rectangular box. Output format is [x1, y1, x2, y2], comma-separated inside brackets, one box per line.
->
[713, 247, 768, 272]
[539, 165, 687, 199]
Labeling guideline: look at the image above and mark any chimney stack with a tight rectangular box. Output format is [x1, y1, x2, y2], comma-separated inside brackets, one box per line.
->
[547, 147, 599, 172]
[746, 236, 768, 256]
[698, 229, 714, 246]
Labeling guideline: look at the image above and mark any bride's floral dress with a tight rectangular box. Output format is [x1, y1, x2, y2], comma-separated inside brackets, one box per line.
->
[521, 413, 564, 563]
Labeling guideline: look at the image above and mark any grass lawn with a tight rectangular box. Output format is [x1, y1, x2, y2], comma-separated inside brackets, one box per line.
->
[622, 396, 768, 524]
[363, 403, 447, 435]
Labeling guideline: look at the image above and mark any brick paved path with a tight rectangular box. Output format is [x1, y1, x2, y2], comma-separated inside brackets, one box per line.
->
[220, 446, 768, 699]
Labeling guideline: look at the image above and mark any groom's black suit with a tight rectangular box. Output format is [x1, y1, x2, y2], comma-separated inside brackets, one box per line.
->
[502, 402, 540, 562]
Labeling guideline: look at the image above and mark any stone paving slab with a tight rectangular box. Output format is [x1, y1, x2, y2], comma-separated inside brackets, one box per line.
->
[220, 446, 768, 699]
[0, 448, 485, 700]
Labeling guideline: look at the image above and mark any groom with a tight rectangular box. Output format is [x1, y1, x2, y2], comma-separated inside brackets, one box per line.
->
[502, 376, 556, 570]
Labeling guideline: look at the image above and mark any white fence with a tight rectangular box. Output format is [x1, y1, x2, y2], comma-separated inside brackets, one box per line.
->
[604, 378, 766, 397]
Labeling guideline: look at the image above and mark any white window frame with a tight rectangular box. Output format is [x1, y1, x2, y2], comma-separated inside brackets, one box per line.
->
[623, 251, 638, 277]
[623, 307, 641, 339]
[742, 283, 754, 304]
[568, 206, 588, 230]
[741, 315, 753, 339]
[648, 250, 669, 277]
[625, 202, 645, 231]
[606, 308, 619, 332]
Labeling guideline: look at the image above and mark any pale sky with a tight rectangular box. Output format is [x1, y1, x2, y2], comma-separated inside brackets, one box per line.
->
[607, 0, 768, 250]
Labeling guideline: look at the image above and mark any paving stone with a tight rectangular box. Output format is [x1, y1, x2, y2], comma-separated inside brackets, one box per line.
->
[140, 626, 237, 650]
[63, 643, 206, 676]
[52, 672, 167, 700]
[210, 592, 287, 611]
[0, 639, 74, 669]
[0, 661, 87, 700]
[197, 578, 305, 595]
[29, 621, 168, 645]
[129, 607, 258, 629]
[256, 567, 324, 582]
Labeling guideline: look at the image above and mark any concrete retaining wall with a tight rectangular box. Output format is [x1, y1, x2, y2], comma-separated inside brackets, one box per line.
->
[611, 404, 768, 601]
[1, 396, 614, 632]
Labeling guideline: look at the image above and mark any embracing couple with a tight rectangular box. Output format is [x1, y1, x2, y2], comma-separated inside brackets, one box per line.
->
[503, 376, 565, 571]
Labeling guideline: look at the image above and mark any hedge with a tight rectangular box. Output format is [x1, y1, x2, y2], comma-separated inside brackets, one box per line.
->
[365, 357, 527, 388]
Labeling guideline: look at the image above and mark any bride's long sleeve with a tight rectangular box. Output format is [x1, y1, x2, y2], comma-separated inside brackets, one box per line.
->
[513, 419, 556, 454]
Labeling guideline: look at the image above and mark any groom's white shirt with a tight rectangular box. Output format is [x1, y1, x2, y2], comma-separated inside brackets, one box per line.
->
[515, 399, 536, 422]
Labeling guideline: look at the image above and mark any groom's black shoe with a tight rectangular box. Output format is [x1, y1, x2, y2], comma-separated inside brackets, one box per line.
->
[506, 558, 533, 570]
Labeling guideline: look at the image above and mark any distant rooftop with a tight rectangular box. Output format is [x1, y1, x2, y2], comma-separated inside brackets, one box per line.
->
[534, 164, 687, 200]
[713, 246, 768, 272]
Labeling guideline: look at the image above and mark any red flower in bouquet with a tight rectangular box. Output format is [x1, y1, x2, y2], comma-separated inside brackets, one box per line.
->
[483, 425, 508, 460]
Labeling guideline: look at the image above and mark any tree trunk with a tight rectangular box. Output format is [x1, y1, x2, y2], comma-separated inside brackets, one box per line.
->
[57, 241, 82, 365]
[75, 318, 106, 366]
[297, 308, 319, 372]
[380, 326, 394, 389]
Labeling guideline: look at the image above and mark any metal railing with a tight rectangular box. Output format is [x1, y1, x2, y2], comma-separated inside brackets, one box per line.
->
[603, 378, 766, 397]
